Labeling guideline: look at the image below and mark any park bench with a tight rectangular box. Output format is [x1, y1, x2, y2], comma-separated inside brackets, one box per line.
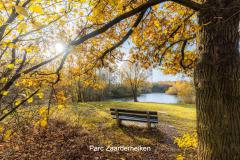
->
[110, 108, 158, 129]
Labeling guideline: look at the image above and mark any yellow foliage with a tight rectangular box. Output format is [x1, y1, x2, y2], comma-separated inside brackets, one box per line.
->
[0, 77, 8, 83]
[3, 130, 11, 141]
[15, 6, 29, 17]
[17, 22, 28, 32]
[174, 133, 197, 149]
[7, 63, 14, 69]
[3, 109, 8, 114]
[36, 92, 44, 99]
[56, 91, 67, 105]
[27, 97, 33, 103]
[166, 81, 195, 103]
[31, 20, 43, 29]
[57, 104, 64, 110]
[30, 5, 44, 14]
[38, 107, 47, 115]
[79, 11, 84, 16]
[176, 154, 184, 160]
[15, 99, 21, 106]
[8, 43, 17, 49]
[17, 15, 24, 20]
[165, 86, 178, 95]
[1, 91, 9, 96]
[40, 118, 47, 127]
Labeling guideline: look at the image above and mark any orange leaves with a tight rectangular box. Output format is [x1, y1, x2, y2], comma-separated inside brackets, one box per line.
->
[56, 91, 67, 105]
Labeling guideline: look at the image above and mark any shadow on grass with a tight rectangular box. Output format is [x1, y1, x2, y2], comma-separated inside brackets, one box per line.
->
[114, 124, 166, 144]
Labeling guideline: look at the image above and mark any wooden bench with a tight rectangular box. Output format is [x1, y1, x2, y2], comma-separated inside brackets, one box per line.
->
[110, 108, 158, 129]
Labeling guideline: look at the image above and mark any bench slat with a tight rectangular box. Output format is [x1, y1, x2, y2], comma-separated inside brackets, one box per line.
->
[110, 108, 159, 127]
[112, 116, 158, 123]
[111, 112, 158, 120]
[110, 108, 157, 115]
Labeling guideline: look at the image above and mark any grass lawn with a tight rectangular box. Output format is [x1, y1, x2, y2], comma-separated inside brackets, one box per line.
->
[54, 101, 196, 133]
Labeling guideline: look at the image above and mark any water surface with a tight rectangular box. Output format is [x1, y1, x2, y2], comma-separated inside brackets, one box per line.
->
[112, 93, 179, 104]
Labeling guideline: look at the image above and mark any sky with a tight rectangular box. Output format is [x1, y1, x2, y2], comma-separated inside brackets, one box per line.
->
[149, 69, 190, 82]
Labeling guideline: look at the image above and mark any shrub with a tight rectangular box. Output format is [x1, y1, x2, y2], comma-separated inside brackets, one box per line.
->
[165, 81, 195, 104]
[165, 86, 178, 95]
[174, 133, 197, 159]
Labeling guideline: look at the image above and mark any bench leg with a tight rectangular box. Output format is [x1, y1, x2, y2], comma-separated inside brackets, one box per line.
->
[146, 111, 151, 129]
[147, 122, 151, 129]
[117, 119, 121, 126]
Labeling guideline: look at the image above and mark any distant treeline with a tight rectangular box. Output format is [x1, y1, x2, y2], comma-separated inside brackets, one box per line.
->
[67, 77, 195, 104]
[109, 83, 152, 99]
[151, 82, 173, 93]
[108, 81, 195, 104]
[73, 81, 177, 101]
[71, 82, 161, 101]
[109, 81, 173, 98]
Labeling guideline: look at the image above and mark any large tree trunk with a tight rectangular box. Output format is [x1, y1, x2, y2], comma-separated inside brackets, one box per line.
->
[194, 0, 240, 159]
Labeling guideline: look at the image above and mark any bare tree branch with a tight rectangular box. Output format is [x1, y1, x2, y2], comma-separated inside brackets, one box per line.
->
[159, 35, 195, 65]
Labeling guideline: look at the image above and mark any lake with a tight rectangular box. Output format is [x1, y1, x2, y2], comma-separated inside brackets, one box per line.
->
[112, 93, 179, 104]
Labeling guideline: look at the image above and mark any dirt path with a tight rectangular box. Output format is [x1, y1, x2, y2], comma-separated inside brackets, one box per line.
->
[157, 123, 179, 144]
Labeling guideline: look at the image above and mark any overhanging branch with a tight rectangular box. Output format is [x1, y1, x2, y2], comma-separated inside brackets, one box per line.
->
[99, 9, 147, 60]
[171, 0, 202, 11]
[180, 39, 193, 69]
[71, 0, 202, 46]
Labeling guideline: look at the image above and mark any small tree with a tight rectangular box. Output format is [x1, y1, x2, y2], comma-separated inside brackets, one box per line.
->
[121, 62, 149, 102]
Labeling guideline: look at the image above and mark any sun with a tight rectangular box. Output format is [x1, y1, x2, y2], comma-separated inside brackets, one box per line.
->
[55, 42, 66, 53]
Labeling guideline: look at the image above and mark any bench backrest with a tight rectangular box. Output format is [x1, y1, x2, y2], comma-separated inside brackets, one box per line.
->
[110, 108, 158, 121]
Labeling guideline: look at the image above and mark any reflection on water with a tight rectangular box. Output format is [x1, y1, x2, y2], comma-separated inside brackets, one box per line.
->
[113, 93, 179, 104]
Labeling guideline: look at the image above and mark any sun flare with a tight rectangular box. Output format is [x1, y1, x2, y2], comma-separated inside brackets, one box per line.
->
[55, 42, 66, 53]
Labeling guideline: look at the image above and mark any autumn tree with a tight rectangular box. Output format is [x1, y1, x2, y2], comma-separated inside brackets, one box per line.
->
[0, 0, 239, 159]
[66, 60, 109, 102]
[121, 62, 149, 102]
[166, 81, 195, 103]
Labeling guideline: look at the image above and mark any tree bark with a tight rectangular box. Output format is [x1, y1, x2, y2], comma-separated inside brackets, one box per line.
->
[132, 87, 138, 102]
[133, 92, 138, 102]
[194, 0, 240, 159]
